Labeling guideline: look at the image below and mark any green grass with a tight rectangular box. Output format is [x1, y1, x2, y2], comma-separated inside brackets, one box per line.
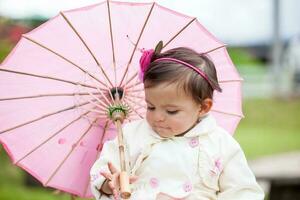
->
[234, 99, 300, 160]
[0, 184, 74, 200]
[227, 47, 264, 66]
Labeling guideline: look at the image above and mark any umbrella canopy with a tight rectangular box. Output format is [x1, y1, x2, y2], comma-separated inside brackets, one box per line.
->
[0, 0, 243, 198]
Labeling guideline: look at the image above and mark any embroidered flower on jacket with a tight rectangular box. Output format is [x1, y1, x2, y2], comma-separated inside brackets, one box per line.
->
[210, 158, 223, 175]
[149, 177, 159, 188]
[215, 158, 222, 171]
[183, 181, 193, 192]
[188, 137, 199, 148]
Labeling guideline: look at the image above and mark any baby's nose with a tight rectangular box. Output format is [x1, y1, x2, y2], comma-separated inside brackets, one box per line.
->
[154, 113, 165, 122]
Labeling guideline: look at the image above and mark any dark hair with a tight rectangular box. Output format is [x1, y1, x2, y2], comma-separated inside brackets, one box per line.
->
[143, 47, 222, 103]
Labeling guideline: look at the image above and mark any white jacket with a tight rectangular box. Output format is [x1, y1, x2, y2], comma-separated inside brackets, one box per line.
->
[90, 115, 264, 200]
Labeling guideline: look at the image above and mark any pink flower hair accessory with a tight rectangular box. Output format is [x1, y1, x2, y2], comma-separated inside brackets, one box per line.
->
[139, 49, 154, 81]
[139, 41, 163, 81]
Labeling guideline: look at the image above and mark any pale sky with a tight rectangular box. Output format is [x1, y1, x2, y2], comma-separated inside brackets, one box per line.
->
[0, 0, 299, 45]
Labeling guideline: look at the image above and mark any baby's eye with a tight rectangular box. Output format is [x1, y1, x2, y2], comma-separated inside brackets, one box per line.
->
[166, 110, 179, 115]
[147, 106, 155, 111]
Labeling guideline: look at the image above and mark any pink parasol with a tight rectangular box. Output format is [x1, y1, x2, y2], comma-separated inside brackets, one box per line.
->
[0, 0, 243, 198]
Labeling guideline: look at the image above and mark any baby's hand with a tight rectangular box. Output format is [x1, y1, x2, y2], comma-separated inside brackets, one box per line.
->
[100, 162, 120, 199]
[100, 162, 138, 200]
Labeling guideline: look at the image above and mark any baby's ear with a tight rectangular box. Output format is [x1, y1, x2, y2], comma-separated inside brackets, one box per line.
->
[199, 98, 213, 116]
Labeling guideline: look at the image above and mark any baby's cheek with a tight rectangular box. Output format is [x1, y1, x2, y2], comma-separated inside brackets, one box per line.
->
[173, 118, 192, 132]
[146, 113, 153, 123]
[170, 119, 185, 131]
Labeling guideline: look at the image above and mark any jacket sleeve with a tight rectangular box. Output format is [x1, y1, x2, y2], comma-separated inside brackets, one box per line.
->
[217, 134, 265, 200]
[90, 137, 120, 199]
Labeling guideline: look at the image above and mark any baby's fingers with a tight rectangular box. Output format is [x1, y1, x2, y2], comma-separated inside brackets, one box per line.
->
[108, 180, 116, 191]
[100, 171, 112, 181]
[108, 181, 119, 200]
[108, 162, 118, 174]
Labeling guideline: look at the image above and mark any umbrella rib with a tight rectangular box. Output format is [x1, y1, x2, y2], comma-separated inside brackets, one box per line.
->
[22, 35, 108, 89]
[121, 79, 128, 102]
[60, 12, 114, 88]
[123, 97, 144, 119]
[219, 79, 243, 83]
[123, 96, 146, 113]
[203, 45, 226, 54]
[89, 74, 114, 106]
[118, 2, 155, 87]
[0, 68, 98, 90]
[80, 108, 107, 116]
[79, 82, 111, 108]
[0, 92, 102, 101]
[15, 110, 91, 164]
[84, 94, 107, 111]
[124, 96, 145, 109]
[0, 99, 96, 134]
[121, 72, 137, 91]
[83, 120, 110, 197]
[96, 120, 110, 156]
[126, 99, 146, 114]
[123, 78, 142, 90]
[163, 17, 196, 49]
[121, 71, 140, 89]
[211, 109, 244, 118]
[126, 88, 144, 94]
[44, 118, 98, 186]
[127, 103, 145, 113]
[106, 1, 117, 86]
[125, 93, 144, 100]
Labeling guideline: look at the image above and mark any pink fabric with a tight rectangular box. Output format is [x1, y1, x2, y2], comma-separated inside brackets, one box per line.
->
[0, 0, 243, 198]
[139, 49, 154, 81]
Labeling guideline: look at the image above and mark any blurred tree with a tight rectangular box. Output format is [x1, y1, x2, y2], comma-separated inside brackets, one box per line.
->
[0, 39, 13, 62]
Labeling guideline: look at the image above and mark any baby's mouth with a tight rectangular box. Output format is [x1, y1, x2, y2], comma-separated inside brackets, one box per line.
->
[154, 125, 168, 129]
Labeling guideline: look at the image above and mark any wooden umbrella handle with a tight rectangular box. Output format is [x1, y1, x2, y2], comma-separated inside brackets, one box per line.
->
[120, 171, 131, 199]
[111, 91, 131, 199]
[115, 118, 131, 199]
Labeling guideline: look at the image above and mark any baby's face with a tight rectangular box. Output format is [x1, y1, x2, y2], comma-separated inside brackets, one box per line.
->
[144, 82, 202, 138]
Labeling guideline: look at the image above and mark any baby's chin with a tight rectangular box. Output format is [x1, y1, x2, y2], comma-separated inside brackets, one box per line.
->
[154, 127, 175, 138]
[154, 126, 191, 138]
[157, 133, 173, 138]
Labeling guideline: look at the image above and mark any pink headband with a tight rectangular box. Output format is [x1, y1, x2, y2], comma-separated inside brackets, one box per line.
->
[139, 49, 219, 91]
